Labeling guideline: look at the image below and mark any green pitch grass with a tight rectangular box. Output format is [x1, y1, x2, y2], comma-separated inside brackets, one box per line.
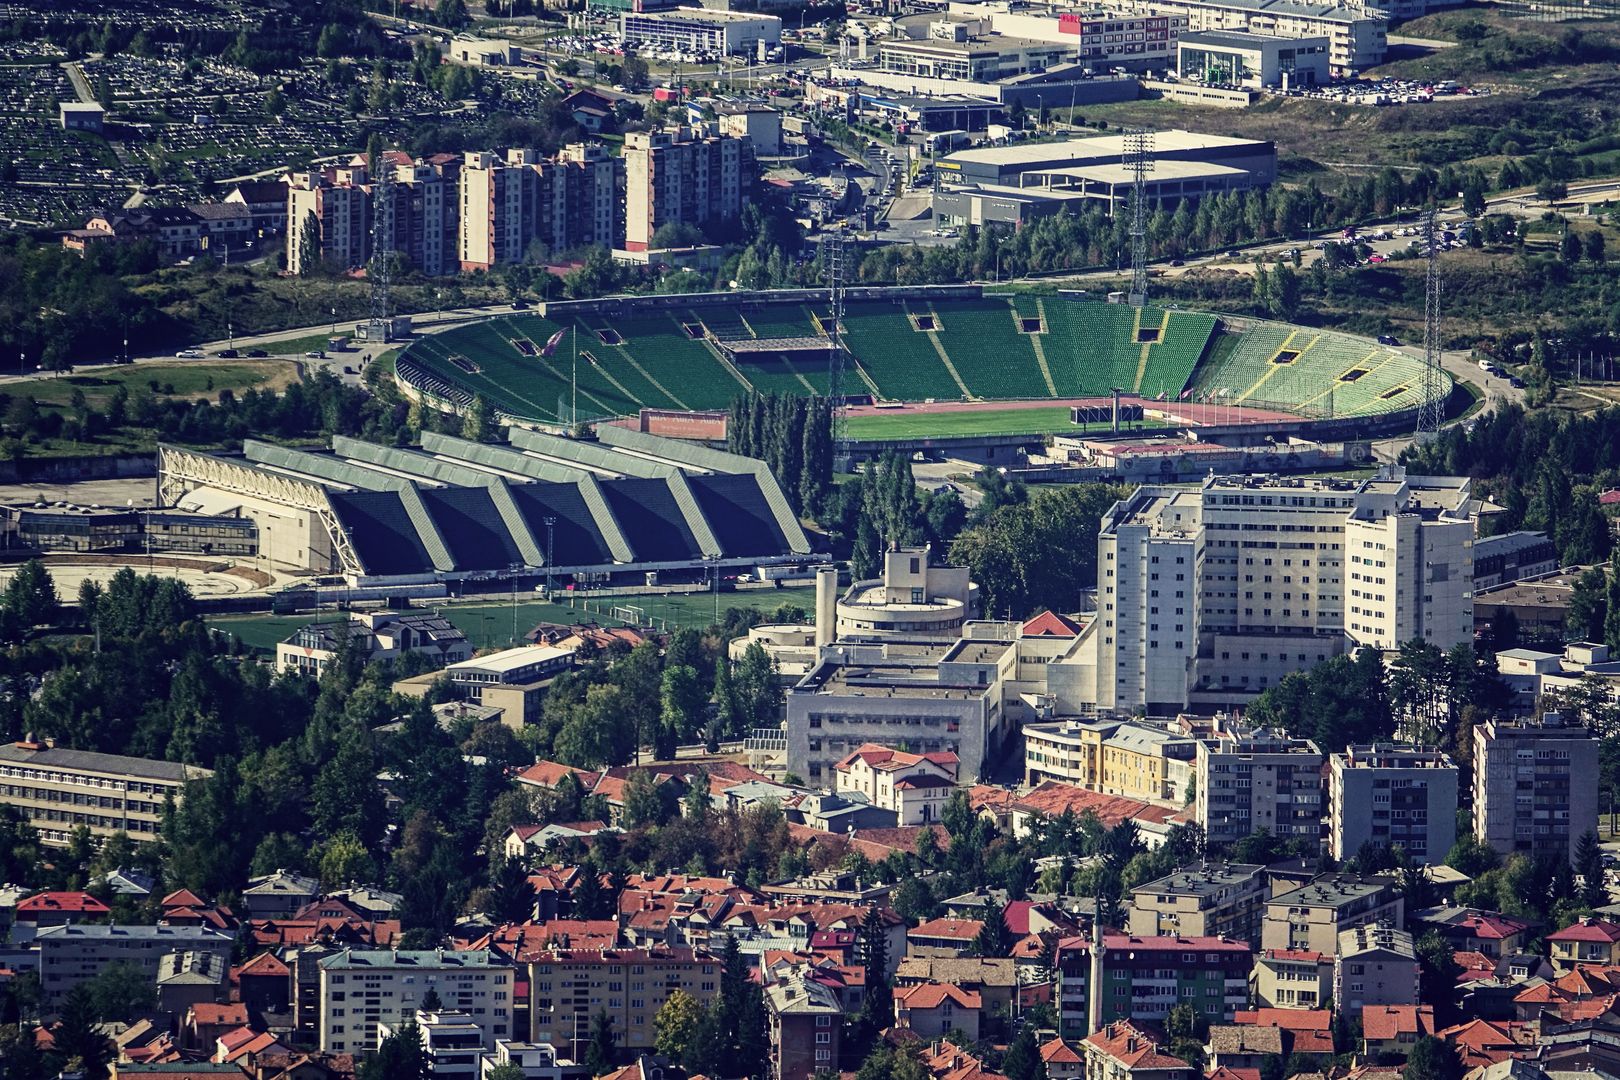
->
[843, 406, 1173, 441]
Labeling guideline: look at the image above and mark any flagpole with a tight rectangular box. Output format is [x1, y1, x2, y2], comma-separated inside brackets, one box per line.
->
[571, 325, 578, 426]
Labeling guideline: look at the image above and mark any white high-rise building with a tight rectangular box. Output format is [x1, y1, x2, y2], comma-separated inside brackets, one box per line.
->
[1061, 465, 1483, 716]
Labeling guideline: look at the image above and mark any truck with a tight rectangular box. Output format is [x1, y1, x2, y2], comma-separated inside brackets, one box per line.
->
[757, 565, 817, 582]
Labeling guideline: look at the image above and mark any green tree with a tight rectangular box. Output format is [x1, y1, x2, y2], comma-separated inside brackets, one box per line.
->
[586, 1010, 618, 1075]
[1568, 566, 1609, 643]
[5, 559, 56, 627]
[1403, 1035, 1462, 1080]
[359, 1020, 426, 1080]
[1576, 830, 1608, 909]
[488, 857, 538, 923]
[655, 989, 704, 1062]
[84, 961, 156, 1023]
[972, 898, 1010, 958]
[1001, 1024, 1047, 1080]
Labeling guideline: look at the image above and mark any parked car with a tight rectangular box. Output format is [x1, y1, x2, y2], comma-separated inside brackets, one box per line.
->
[1377, 334, 1400, 346]
[305, 350, 325, 359]
[215, 348, 239, 358]
[175, 348, 204, 359]
[246, 349, 268, 358]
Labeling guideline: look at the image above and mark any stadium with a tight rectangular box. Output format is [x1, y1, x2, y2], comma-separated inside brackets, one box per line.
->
[393, 286, 1453, 445]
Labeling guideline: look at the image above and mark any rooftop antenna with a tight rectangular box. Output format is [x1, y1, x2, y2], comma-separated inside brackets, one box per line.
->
[1416, 204, 1444, 442]
[824, 233, 850, 446]
[1125, 127, 1154, 308]
[367, 150, 396, 345]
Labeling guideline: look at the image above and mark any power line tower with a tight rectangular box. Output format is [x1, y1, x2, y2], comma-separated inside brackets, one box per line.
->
[1416, 204, 1445, 442]
[1125, 128, 1154, 308]
[366, 153, 396, 344]
[823, 234, 850, 445]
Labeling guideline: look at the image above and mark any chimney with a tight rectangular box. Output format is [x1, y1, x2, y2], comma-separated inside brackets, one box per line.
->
[815, 565, 838, 648]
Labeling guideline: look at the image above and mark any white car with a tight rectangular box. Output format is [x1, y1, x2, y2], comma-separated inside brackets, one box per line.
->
[175, 348, 204, 359]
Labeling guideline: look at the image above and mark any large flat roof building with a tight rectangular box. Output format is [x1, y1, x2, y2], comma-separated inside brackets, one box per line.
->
[1104, 0, 1387, 72]
[936, 129, 1276, 187]
[156, 427, 814, 585]
[0, 739, 210, 848]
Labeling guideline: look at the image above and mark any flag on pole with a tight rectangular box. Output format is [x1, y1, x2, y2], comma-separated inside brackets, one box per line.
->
[1180, 388, 1193, 400]
[540, 328, 567, 357]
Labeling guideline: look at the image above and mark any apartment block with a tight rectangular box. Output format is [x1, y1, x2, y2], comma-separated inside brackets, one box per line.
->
[528, 947, 717, 1055]
[459, 145, 623, 270]
[0, 738, 210, 847]
[1127, 863, 1267, 944]
[1195, 731, 1324, 848]
[1327, 745, 1458, 864]
[1333, 925, 1419, 1013]
[287, 154, 461, 276]
[765, 973, 844, 1080]
[318, 950, 515, 1055]
[34, 924, 234, 1005]
[1260, 877, 1403, 955]
[1067, 467, 1482, 715]
[1250, 949, 1332, 1009]
[1055, 933, 1252, 1038]
[624, 126, 755, 252]
[1473, 713, 1599, 865]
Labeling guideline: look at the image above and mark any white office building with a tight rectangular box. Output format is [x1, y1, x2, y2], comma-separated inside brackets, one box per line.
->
[619, 8, 781, 56]
[1100, 0, 1385, 72]
[1057, 466, 1483, 716]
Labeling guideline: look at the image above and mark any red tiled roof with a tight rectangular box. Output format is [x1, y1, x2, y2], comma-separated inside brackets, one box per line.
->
[834, 743, 959, 775]
[847, 825, 948, 860]
[1041, 1038, 1083, 1065]
[897, 982, 982, 1010]
[515, 760, 602, 790]
[1550, 919, 1620, 944]
[1011, 782, 1178, 826]
[1361, 1005, 1435, 1042]
[1207, 1069, 1261, 1080]
[161, 888, 208, 908]
[1064, 932, 1251, 956]
[1022, 611, 1083, 638]
[910, 918, 985, 942]
[1261, 949, 1329, 964]
[1232, 1009, 1330, 1032]
[967, 785, 1018, 813]
[15, 891, 111, 917]
[1450, 913, 1529, 940]
[189, 1002, 250, 1027]
[238, 952, 290, 978]
[1085, 1021, 1191, 1070]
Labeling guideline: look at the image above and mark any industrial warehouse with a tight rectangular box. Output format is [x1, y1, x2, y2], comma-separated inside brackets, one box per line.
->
[154, 427, 816, 585]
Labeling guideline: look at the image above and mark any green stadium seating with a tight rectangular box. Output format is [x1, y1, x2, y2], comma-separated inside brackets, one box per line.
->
[396, 297, 1436, 423]
[837, 301, 966, 402]
[928, 301, 1051, 400]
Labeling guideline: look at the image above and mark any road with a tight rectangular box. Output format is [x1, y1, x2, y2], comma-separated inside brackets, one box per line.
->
[3, 302, 533, 390]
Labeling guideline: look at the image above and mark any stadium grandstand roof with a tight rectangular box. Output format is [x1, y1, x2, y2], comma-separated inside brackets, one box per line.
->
[156, 429, 816, 583]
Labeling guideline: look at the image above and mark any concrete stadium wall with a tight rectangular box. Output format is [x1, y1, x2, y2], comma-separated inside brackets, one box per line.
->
[536, 284, 986, 320]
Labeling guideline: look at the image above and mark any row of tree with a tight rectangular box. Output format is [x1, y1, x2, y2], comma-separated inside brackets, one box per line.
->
[726, 392, 834, 515]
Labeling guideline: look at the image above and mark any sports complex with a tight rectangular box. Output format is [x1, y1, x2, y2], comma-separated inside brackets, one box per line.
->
[393, 286, 1454, 446]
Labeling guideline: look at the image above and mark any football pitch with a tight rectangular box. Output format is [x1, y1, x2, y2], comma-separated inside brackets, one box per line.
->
[843, 406, 1174, 441]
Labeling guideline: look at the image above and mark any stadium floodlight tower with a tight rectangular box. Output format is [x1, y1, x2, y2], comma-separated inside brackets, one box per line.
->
[823, 233, 851, 445]
[1124, 128, 1154, 308]
[1416, 205, 1445, 442]
[366, 152, 396, 344]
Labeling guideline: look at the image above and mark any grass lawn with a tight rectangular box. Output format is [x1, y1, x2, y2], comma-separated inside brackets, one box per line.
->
[209, 585, 818, 653]
[844, 406, 1172, 441]
[260, 333, 355, 357]
[12, 361, 299, 410]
